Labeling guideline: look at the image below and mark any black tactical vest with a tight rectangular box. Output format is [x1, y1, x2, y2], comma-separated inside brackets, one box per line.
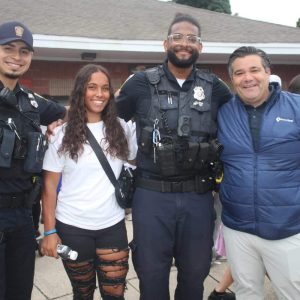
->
[136, 66, 218, 178]
[146, 66, 216, 140]
[0, 87, 43, 179]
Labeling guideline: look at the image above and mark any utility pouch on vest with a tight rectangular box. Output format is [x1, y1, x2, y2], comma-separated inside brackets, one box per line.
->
[0, 128, 15, 168]
[198, 142, 210, 161]
[24, 132, 47, 173]
[209, 139, 224, 161]
[157, 142, 177, 176]
[139, 126, 153, 154]
[182, 142, 199, 170]
[195, 175, 215, 194]
[13, 137, 27, 159]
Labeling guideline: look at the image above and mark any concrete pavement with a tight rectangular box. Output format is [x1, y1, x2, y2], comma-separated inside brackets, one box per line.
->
[32, 219, 277, 299]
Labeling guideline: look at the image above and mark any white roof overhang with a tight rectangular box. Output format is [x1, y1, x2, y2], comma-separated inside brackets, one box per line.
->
[33, 35, 300, 65]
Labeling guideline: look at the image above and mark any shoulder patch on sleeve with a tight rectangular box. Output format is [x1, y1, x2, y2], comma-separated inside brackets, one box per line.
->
[217, 77, 231, 90]
[119, 74, 135, 90]
[33, 92, 49, 101]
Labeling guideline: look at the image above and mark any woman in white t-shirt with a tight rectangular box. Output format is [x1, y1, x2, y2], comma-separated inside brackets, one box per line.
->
[41, 64, 136, 300]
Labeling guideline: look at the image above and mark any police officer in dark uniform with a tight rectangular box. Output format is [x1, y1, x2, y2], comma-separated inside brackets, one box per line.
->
[0, 21, 66, 300]
[116, 14, 232, 300]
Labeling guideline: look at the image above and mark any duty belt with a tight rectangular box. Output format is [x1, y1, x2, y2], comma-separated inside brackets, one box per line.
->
[136, 175, 214, 194]
[0, 192, 29, 208]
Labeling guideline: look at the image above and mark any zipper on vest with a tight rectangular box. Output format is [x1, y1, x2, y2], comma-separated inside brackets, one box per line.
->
[253, 154, 258, 230]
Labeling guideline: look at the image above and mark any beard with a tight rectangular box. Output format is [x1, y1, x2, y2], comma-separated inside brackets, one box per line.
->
[167, 46, 199, 68]
[4, 71, 22, 79]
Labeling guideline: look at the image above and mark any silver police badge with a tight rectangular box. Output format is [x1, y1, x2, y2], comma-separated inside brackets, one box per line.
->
[193, 86, 205, 106]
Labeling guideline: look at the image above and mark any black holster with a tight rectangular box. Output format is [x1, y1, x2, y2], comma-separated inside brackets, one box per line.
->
[27, 176, 42, 207]
[0, 128, 15, 168]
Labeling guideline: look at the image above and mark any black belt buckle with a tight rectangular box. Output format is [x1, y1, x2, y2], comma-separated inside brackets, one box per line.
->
[171, 181, 183, 193]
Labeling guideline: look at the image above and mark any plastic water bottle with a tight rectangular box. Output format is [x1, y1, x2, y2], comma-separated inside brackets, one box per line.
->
[57, 244, 78, 260]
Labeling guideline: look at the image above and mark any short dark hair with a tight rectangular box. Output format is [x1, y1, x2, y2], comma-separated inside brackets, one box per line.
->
[288, 74, 300, 94]
[228, 46, 271, 78]
[167, 13, 201, 36]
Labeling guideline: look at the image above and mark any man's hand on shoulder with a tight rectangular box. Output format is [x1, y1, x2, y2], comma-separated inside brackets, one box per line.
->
[46, 119, 64, 139]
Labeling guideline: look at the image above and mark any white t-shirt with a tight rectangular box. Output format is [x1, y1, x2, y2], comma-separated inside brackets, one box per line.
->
[176, 78, 185, 87]
[43, 119, 137, 230]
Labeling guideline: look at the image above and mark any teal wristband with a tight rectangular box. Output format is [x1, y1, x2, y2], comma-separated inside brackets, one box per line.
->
[44, 229, 57, 236]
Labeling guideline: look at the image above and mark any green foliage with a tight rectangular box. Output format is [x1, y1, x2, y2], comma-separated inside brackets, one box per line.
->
[297, 18, 300, 28]
[174, 0, 232, 14]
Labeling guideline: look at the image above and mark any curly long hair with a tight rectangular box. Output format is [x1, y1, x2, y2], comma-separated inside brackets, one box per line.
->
[59, 64, 129, 161]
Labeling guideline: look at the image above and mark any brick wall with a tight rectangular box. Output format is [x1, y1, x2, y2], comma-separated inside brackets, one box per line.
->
[19, 61, 131, 98]
[19, 60, 300, 100]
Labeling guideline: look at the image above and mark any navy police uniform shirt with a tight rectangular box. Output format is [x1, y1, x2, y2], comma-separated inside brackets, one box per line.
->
[0, 82, 66, 193]
[116, 60, 232, 122]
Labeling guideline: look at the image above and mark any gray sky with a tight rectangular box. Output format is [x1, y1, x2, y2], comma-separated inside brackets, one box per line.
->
[230, 0, 300, 27]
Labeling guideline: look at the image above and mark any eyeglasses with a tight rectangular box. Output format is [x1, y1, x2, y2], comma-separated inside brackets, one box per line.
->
[167, 33, 201, 45]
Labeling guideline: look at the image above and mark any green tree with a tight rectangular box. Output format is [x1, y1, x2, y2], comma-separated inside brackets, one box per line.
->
[174, 0, 232, 14]
[297, 18, 300, 28]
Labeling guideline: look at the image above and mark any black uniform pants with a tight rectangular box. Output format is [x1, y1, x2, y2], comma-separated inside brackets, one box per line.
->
[130, 188, 215, 300]
[0, 208, 36, 300]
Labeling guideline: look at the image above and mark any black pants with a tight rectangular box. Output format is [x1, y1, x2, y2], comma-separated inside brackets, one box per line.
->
[56, 219, 128, 300]
[0, 208, 36, 300]
[130, 188, 215, 300]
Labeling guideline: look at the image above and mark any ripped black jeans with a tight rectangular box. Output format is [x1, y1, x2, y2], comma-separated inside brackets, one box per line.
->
[56, 219, 129, 300]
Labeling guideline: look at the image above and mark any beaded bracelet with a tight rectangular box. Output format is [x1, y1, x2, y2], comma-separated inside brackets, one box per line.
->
[44, 229, 57, 236]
